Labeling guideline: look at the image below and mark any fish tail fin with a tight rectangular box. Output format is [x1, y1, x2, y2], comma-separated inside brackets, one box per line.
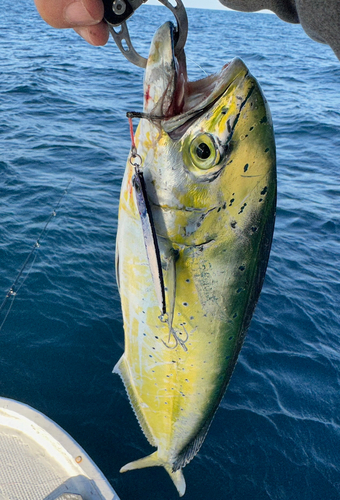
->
[120, 451, 186, 497]
[120, 451, 159, 473]
[165, 465, 186, 497]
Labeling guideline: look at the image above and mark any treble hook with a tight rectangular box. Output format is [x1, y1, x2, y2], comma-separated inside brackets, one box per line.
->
[162, 324, 189, 352]
[102, 0, 188, 68]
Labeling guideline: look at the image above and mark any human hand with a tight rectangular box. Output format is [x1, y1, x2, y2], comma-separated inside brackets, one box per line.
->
[34, 0, 109, 46]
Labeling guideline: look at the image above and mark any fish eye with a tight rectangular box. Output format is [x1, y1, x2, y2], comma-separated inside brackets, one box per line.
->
[196, 142, 211, 160]
[189, 133, 220, 170]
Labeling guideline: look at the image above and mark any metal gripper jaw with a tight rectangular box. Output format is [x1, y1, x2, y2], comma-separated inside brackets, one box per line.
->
[102, 0, 188, 68]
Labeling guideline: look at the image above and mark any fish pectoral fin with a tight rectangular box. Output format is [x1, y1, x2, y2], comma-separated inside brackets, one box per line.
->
[163, 246, 177, 328]
[120, 451, 186, 497]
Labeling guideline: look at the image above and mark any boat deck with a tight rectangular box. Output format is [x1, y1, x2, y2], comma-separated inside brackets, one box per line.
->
[0, 398, 119, 500]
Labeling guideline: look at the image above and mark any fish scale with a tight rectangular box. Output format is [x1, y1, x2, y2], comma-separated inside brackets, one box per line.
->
[114, 21, 276, 497]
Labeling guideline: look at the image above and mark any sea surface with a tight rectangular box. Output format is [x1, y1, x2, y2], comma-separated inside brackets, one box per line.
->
[1, 2, 340, 499]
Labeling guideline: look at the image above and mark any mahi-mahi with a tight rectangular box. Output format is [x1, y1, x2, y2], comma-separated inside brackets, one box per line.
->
[114, 21, 276, 496]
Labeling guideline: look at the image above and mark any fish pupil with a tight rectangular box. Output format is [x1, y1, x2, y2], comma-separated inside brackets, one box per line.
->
[196, 142, 211, 160]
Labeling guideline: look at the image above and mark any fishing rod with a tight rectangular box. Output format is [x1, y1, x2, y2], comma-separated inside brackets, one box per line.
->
[0, 179, 72, 332]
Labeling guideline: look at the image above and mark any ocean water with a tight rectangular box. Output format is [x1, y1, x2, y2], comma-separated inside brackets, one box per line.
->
[1, 1, 340, 499]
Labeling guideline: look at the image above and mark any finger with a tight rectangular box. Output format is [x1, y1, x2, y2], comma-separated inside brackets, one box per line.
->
[34, 0, 104, 29]
[74, 21, 109, 46]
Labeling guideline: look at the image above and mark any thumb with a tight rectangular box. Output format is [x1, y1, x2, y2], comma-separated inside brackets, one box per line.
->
[34, 0, 104, 28]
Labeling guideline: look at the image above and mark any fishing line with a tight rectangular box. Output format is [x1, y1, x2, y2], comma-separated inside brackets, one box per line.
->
[128, 115, 137, 152]
[186, 56, 208, 77]
[0, 179, 72, 332]
[0, 251, 40, 332]
[13, 252, 39, 296]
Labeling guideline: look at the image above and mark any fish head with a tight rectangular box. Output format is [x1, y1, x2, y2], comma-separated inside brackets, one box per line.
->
[134, 21, 276, 247]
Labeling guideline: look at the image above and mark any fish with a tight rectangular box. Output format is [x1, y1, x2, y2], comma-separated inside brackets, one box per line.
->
[114, 21, 276, 497]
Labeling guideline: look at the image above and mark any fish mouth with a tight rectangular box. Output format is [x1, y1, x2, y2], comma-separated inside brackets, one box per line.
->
[143, 22, 248, 134]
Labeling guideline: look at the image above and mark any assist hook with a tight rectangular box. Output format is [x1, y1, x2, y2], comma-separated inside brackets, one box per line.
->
[102, 0, 188, 68]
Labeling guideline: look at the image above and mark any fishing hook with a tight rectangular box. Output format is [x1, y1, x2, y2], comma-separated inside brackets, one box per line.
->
[162, 324, 189, 352]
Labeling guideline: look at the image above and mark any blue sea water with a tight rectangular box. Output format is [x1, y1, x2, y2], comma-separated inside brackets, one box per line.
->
[1, 1, 340, 499]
